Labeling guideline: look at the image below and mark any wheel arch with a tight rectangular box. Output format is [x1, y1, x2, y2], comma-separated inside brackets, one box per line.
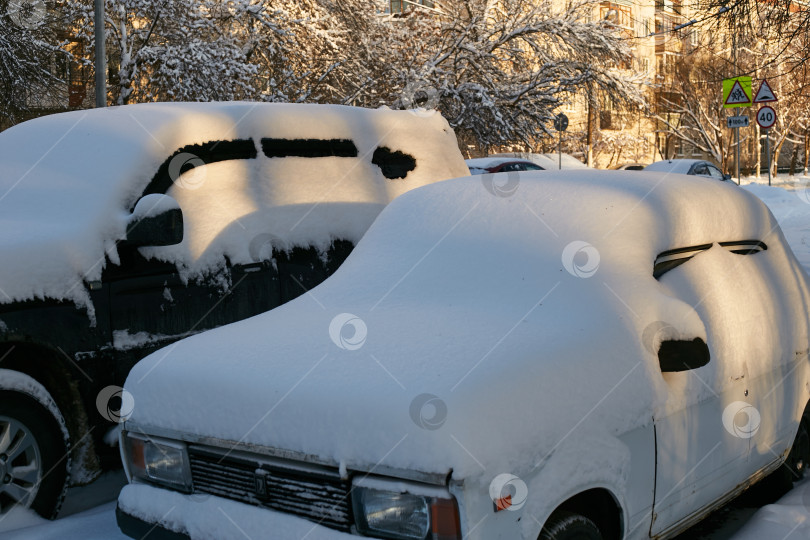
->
[0, 342, 101, 484]
[539, 488, 624, 540]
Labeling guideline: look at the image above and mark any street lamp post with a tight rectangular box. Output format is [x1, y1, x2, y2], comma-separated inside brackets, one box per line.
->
[94, 0, 106, 107]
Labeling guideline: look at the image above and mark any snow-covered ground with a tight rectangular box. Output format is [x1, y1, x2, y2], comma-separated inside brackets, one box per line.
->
[0, 471, 128, 539]
[2, 173, 810, 540]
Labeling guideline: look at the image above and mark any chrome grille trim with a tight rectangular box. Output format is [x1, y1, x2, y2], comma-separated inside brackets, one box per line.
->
[187, 447, 352, 532]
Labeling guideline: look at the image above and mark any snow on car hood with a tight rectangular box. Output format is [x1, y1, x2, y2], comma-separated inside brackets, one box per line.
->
[125, 171, 810, 481]
[0, 102, 467, 312]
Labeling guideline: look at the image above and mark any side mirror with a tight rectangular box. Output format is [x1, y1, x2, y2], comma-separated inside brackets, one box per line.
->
[723, 174, 732, 181]
[126, 194, 184, 247]
[658, 338, 710, 373]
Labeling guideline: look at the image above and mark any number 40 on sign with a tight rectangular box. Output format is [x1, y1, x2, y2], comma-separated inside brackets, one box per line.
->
[756, 106, 776, 129]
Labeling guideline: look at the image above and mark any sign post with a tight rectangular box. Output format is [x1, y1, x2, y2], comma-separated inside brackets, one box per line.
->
[756, 105, 777, 186]
[753, 81, 778, 186]
[553, 113, 569, 170]
[723, 77, 753, 184]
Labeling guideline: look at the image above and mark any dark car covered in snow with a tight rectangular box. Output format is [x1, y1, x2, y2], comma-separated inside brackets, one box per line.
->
[0, 102, 468, 518]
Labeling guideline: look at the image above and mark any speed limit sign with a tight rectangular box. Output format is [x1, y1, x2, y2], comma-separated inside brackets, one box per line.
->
[756, 106, 776, 129]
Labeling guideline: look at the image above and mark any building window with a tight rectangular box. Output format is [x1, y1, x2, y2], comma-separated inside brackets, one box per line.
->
[656, 0, 682, 14]
[389, 0, 434, 13]
[600, 2, 634, 30]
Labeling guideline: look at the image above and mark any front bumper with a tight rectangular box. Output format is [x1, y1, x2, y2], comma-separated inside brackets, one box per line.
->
[117, 484, 357, 540]
[117, 505, 190, 540]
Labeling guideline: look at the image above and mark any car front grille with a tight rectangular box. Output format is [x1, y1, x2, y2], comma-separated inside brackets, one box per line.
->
[187, 448, 353, 532]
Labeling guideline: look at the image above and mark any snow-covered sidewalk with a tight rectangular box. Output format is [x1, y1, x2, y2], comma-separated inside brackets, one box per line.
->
[0, 471, 127, 539]
[0, 502, 126, 540]
[731, 479, 810, 539]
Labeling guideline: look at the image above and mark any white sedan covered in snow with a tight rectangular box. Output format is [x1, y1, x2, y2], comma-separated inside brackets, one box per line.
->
[116, 171, 810, 540]
[644, 159, 732, 181]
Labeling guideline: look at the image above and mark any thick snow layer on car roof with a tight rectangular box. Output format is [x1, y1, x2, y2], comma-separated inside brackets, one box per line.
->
[644, 159, 703, 174]
[125, 171, 810, 483]
[0, 102, 467, 312]
[541, 152, 589, 168]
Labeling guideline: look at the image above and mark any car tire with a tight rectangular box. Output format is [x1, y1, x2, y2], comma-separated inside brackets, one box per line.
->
[539, 511, 603, 540]
[0, 389, 70, 518]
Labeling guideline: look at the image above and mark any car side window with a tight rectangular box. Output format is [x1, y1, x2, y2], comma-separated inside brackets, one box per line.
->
[706, 165, 724, 179]
[654, 240, 767, 279]
[691, 163, 709, 177]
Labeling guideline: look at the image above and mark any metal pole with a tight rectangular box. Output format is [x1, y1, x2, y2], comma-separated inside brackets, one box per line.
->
[766, 129, 772, 186]
[735, 126, 741, 184]
[558, 130, 562, 170]
[94, 0, 106, 107]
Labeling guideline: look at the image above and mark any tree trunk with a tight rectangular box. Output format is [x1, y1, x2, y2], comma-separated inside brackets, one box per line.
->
[772, 135, 787, 179]
[790, 144, 798, 176]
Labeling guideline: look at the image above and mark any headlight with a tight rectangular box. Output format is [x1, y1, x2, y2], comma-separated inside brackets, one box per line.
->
[122, 432, 191, 492]
[352, 477, 461, 540]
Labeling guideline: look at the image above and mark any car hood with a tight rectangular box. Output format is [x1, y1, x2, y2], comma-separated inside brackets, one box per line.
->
[125, 171, 798, 481]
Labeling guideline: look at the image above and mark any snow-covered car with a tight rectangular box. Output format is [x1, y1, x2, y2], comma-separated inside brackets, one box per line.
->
[611, 162, 647, 171]
[491, 152, 588, 170]
[645, 159, 732, 181]
[116, 170, 810, 540]
[542, 152, 589, 169]
[464, 156, 545, 174]
[0, 102, 468, 519]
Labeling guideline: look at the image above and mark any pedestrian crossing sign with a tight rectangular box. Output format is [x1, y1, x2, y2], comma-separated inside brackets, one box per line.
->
[723, 77, 753, 108]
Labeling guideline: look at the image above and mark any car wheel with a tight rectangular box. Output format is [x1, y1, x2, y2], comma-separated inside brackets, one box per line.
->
[539, 511, 603, 540]
[0, 390, 69, 518]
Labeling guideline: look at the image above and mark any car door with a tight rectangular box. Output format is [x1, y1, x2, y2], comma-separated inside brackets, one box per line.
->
[736, 241, 808, 476]
[103, 140, 280, 374]
[103, 244, 251, 378]
[104, 137, 361, 374]
[650, 242, 758, 537]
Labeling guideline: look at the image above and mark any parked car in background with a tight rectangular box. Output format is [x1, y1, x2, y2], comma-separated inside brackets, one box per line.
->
[0, 102, 468, 519]
[117, 170, 810, 540]
[465, 156, 545, 174]
[542, 152, 589, 169]
[645, 159, 732, 181]
[612, 162, 647, 171]
[489, 152, 558, 169]
[491, 152, 588, 170]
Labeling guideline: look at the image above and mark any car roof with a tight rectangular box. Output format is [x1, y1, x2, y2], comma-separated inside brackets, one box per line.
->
[541, 153, 589, 169]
